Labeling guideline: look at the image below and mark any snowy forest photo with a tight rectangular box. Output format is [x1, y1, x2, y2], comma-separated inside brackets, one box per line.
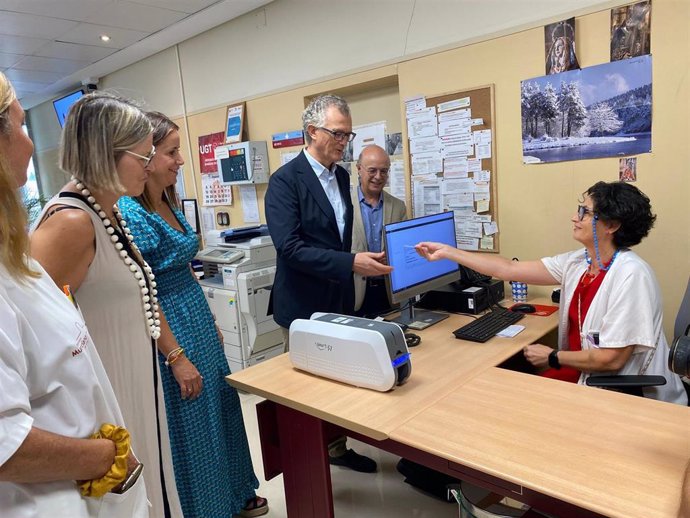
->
[521, 55, 652, 163]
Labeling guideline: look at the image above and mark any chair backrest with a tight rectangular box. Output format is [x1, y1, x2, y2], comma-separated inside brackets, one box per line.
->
[675, 277, 690, 340]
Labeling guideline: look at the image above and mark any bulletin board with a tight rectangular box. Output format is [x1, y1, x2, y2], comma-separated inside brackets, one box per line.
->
[407, 84, 499, 253]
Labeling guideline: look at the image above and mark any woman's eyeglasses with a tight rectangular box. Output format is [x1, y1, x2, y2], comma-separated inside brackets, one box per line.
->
[316, 127, 357, 143]
[125, 147, 156, 167]
[577, 205, 595, 221]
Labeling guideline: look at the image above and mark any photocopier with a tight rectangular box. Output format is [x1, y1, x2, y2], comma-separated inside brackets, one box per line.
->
[196, 234, 284, 373]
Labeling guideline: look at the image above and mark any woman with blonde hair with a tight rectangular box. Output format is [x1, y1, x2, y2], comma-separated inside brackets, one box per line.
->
[0, 74, 147, 517]
[32, 92, 184, 517]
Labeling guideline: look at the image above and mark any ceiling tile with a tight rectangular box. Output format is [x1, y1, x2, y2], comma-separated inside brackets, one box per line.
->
[0, 52, 22, 68]
[85, 2, 188, 33]
[0, 11, 80, 39]
[0, 0, 110, 22]
[7, 80, 48, 94]
[13, 55, 93, 74]
[58, 22, 150, 49]
[0, 33, 52, 54]
[34, 41, 118, 61]
[127, 0, 219, 14]
[4, 68, 64, 84]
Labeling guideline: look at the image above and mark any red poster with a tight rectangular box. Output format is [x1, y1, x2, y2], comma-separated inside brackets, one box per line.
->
[198, 132, 225, 174]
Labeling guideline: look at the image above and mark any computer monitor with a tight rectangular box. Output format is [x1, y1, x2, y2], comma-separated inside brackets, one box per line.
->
[384, 211, 461, 329]
[53, 90, 84, 128]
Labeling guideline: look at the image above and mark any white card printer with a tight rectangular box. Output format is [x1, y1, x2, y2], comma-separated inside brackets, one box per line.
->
[289, 313, 412, 392]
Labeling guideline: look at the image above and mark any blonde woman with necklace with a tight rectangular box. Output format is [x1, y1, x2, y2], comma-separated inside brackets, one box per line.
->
[31, 93, 184, 518]
[416, 181, 686, 404]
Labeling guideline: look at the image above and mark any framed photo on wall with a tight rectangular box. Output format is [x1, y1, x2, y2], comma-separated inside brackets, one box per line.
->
[182, 198, 201, 234]
[225, 102, 245, 144]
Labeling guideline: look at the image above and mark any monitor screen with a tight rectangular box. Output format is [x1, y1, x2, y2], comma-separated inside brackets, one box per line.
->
[53, 90, 84, 128]
[384, 211, 461, 304]
[218, 149, 249, 183]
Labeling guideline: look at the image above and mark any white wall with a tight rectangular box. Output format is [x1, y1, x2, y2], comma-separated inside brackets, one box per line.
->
[70, 0, 624, 118]
[101, 46, 183, 111]
[27, 0, 624, 194]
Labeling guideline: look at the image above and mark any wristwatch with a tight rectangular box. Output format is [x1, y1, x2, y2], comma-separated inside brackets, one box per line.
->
[548, 350, 561, 370]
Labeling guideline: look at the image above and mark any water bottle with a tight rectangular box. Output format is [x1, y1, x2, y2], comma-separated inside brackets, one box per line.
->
[510, 257, 528, 303]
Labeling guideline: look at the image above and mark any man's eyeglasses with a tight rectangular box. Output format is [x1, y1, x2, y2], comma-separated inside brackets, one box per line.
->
[364, 167, 389, 177]
[317, 127, 356, 143]
[577, 205, 595, 221]
[125, 147, 156, 167]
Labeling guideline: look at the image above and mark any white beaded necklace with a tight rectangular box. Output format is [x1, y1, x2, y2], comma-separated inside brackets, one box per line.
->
[71, 177, 161, 340]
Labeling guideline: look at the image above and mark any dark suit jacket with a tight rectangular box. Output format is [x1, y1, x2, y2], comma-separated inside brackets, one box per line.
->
[265, 150, 355, 328]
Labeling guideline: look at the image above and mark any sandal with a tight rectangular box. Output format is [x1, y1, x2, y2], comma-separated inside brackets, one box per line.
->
[236, 496, 269, 518]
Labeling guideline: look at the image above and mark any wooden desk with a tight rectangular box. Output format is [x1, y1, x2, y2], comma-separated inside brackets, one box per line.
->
[228, 301, 690, 517]
[394, 367, 690, 518]
[228, 304, 558, 440]
[227, 304, 564, 517]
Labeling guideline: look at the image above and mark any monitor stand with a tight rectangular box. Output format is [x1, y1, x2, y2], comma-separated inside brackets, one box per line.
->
[389, 297, 449, 330]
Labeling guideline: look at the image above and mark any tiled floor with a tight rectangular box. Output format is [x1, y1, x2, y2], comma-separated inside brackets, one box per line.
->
[240, 392, 458, 518]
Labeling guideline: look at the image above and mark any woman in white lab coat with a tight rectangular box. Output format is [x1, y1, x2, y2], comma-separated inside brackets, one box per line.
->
[0, 73, 148, 517]
[416, 181, 687, 404]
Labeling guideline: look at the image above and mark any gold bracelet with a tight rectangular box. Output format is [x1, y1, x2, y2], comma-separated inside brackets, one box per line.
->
[165, 346, 183, 362]
[167, 350, 185, 366]
[165, 347, 185, 366]
[79, 424, 130, 497]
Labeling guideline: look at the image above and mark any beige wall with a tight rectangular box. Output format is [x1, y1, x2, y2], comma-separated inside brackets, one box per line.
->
[185, 67, 400, 229]
[182, 0, 690, 338]
[25, 0, 690, 338]
[396, 2, 689, 328]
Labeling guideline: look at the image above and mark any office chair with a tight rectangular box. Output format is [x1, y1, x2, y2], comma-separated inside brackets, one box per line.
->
[674, 277, 690, 344]
[586, 275, 690, 403]
[585, 374, 666, 398]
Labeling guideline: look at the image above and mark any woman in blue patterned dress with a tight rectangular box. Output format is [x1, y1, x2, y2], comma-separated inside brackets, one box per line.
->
[118, 112, 267, 518]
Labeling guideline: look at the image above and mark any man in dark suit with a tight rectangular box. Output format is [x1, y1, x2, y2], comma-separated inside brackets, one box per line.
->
[265, 94, 391, 473]
[351, 145, 407, 317]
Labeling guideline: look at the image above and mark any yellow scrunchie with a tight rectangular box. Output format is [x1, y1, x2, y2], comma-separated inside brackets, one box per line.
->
[79, 423, 131, 498]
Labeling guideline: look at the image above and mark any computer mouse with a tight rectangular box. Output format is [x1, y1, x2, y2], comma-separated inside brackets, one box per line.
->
[404, 332, 422, 347]
[512, 303, 536, 314]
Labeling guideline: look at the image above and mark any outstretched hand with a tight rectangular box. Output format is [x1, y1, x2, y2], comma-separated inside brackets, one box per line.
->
[415, 242, 449, 262]
[353, 252, 393, 277]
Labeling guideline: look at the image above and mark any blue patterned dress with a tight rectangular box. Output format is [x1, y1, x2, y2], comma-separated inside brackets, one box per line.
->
[119, 197, 259, 518]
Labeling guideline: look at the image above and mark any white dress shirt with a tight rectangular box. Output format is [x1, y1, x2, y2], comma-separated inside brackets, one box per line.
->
[304, 149, 346, 241]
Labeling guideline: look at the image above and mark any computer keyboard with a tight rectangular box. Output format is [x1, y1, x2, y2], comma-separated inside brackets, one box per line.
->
[452, 309, 524, 343]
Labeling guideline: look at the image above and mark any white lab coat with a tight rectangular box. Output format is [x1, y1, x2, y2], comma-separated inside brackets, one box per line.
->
[542, 249, 687, 405]
[0, 260, 148, 518]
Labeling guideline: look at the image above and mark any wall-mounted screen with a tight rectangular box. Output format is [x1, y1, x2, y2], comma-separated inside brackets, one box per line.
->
[53, 90, 84, 128]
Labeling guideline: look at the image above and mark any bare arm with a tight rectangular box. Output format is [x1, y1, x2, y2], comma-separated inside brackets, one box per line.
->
[0, 427, 114, 483]
[31, 210, 95, 291]
[415, 242, 558, 285]
[523, 343, 634, 372]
